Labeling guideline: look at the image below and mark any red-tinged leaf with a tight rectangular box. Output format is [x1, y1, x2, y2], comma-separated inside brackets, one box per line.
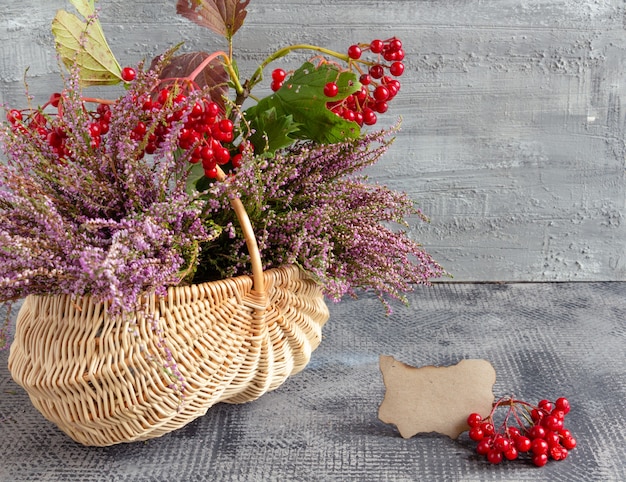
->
[176, 0, 250, 39]
[153, 52, 229, 108]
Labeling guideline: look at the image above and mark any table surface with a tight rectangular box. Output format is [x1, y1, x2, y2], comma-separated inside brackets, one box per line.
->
[1, 282, 625, 482]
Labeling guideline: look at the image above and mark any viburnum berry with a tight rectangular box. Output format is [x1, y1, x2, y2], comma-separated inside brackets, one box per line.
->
[532, 453, 549, 467]
[369, 64, 385, 79]
[347, 44, 362, 59]
[271, 68, 287, 82]
[389, 61, 405, 77]
[6, 109, 22, 124]
[486, 449, 503, 465]
[555, 397, 571, 414]
[324, 82, 339, 97]
[369, 39, 384, 53]
[504, 446, 519, 461]
[468, 412, 484, 427]
[121, 66, 137, 82]
[373, 85, 389, 101]
[468, 426, 484, 442]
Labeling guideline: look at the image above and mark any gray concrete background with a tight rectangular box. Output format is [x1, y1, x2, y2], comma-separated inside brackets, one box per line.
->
[2, 283, 625, 481]
[1, 0, 625, 282]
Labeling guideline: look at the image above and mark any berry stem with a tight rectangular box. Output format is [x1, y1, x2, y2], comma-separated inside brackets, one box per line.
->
[248, 44, 351, 90]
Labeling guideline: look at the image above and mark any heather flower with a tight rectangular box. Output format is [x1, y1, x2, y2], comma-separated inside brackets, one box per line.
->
[198, 126, 447, 311]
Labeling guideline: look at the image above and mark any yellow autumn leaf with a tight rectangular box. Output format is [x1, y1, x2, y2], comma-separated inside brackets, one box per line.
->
[52, 0, 122, 86]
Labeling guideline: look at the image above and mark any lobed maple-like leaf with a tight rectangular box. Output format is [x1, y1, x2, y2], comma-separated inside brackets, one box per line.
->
[244, 62, 361, 146]
[176, 0, 250, 40]
[51, 0, 122, 86]
[155, 52, 229, 109]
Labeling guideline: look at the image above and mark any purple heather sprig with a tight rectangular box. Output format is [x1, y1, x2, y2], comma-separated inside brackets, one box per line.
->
[200, 126, 447, 312]
[0, 66, 218, 332]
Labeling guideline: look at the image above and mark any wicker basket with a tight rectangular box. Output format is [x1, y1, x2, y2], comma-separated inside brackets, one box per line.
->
[7, 175, 329, 446]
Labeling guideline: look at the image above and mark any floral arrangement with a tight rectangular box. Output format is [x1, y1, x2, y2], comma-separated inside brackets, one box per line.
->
[0, 0, 446, 350]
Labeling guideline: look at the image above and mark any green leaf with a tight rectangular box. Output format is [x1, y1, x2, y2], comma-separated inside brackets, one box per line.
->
[244, 62, 361, 147]
[245, 107, 300, 155]
[186, 161, 210, 194]
[52, 2, 122, 86]
[176, 0, 250, 40]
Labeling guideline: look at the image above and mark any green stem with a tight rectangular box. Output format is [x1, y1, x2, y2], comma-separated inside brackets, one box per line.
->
[247, 44, 351, 90]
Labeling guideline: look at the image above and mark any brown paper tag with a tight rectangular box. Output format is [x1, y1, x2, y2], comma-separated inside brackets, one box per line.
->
[378, 356, 496, 439]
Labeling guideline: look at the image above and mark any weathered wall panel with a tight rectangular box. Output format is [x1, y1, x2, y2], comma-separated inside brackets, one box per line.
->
[1, 0, 624, 281]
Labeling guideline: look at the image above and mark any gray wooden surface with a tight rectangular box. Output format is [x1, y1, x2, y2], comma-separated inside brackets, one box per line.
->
[2, 283, 626, 481]
[1, 0, 625, 282]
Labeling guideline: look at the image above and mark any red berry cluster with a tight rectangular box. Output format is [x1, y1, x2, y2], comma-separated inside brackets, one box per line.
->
[467, 396, 577, 467]
[270, 37, 404, 127]
[5, 72, 242, 178]
[138, 88, 240, 177]
[327, 37, 404, 127]
[4, 92, 103, 158]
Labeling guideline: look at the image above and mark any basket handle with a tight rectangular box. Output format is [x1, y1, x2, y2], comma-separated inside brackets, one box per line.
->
[216, 166, 265, 295]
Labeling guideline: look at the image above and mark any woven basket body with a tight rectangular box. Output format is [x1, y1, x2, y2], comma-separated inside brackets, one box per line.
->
[8, 265, 329, 446]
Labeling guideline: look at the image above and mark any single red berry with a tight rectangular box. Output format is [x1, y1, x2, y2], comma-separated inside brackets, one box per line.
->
[348, 44, 362, 59]
[393, 48, 405, 61]
[468, 426, 484, 442]
[493, 435, 510, 452]
[49, 92, 62, 108]
[467, 413, 483, 428]
[231, 153, 243, 168]
[190, 102, 204, 117]
[550, 445, 568, 461]
[6, 109, 22, 124]
[507, 427, 521, 438]
[215, 146, 231, 165]
[359, 73, 372, 86]
[369, 64, 385, 79]
[88, 122, 101, 137]
[121, 66, 137, 82]
[388, 38, 403, 51]
[480, 422, 495, 437]
[532, 453, 549, 467]
[487, 449, 503, 465]
[559, 428, 572, 438]
[531, 408, 545, 423]
[204, 166, 218, 178]
[271, 68, 287, 82]
[157, 88, 170, 105]
[504, 446, 519, 461]
[200, 146, 213, 161]
[555, 397, 571, 414]
[531, 438, 549, 456]
[538, 399, 554, 413]
[542, 415, 563, 432]
[204, 101, 220, 117]
[528, 425, 547, 440]
[132, 121, 147, 137]
[374, 101, 389, 113]
[362, 107, 377, 126]
[561, 436, 577, 450]
[270, 80, 283, 92]
[373, 85, 390, 101]
[389, 61, 405, 77]
[515, 435, 532, 452]
[218, 118, 234, 133]
[324, 82, 339, 97]
[476, 438, 491, 455]
[370, 39, 384, 53]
